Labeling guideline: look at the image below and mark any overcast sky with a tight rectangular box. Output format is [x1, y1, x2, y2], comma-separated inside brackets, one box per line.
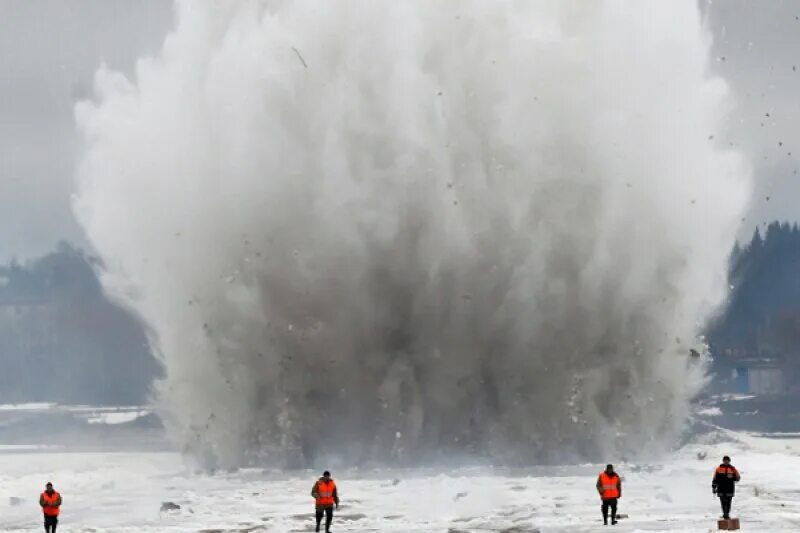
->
[0, 0, 172, 260]
[0, 1, 799, 260]
[705, 0, 800, 239]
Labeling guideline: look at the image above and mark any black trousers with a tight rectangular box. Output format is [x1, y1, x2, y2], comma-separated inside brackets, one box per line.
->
[719, 495, 733, 518]
[315, 505, 333, 532]
[601, 498, 618, 524]
[44, 515, 57, 533]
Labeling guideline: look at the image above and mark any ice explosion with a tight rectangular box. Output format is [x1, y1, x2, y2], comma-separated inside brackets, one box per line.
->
[75, 1, 750, 469]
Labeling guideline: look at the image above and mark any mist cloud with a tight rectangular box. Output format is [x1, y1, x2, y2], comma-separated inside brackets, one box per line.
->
[75, 0, 750, 469]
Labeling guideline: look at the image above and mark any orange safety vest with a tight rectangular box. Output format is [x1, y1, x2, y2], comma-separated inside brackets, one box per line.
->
[315, 479, 336, 506]
[41, 491, 61, 516]
[715, 465, 738, 478]
[599, 472, 620, 500]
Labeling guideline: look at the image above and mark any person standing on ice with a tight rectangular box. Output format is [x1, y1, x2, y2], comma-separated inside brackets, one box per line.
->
[311, 470, 339, 532]
[39, 482, 61, 533]
[712, 455, 740, 520]
[596, 464, 622, 525]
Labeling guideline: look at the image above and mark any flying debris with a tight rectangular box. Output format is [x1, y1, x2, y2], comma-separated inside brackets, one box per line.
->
[291, 47, 308, 69]
[74, 1, 750, 469]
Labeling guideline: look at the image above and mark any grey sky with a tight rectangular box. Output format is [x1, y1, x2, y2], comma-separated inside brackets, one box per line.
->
[0, 0, 172, 260]
[705, 0, 800, 239]
[0, 1, 797, 260]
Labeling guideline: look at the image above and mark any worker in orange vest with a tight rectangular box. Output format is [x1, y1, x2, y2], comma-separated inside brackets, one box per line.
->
[712, 455, 741, 520]
[39, 482, 62, 533]
[596, 464, 622, 526]
[311, 470, 339, 533]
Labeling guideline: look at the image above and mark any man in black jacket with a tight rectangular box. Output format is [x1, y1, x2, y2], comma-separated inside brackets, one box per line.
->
[712, 455, 741, 519]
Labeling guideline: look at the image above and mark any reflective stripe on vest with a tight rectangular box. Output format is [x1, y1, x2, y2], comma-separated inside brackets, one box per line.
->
[316, 480, 336, 506]
[599, 472, 619, 499]
[41, 491, 60, 516]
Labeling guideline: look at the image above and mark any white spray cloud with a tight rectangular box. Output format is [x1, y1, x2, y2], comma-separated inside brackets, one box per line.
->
[75, 0, 750, 469]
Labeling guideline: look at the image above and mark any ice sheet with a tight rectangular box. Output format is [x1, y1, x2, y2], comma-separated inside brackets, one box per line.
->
[0, 431, 798, 531]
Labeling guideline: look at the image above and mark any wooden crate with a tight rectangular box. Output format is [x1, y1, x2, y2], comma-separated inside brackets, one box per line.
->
[718, 518, 740, 530]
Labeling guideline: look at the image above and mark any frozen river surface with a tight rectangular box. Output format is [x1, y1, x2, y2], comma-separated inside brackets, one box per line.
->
[0, 431, 799, 532]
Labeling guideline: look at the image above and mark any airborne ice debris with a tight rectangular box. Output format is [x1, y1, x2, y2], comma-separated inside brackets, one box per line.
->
[75, 0, 751, 469]
[291, 46, 308, 69]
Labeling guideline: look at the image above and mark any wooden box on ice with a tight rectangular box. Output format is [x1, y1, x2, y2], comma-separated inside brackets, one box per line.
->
[718, 518, 740, 530]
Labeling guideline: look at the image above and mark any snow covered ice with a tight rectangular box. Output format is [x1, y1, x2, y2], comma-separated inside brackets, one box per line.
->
[1, 429, 800, 531]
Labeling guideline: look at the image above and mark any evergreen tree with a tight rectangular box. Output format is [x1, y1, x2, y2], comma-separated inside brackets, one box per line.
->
[709, 222, 800, 390]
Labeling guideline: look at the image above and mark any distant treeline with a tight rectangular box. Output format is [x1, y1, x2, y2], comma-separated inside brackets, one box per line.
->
[708, 222, 800, 372]
[0, 242, 160, 405]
